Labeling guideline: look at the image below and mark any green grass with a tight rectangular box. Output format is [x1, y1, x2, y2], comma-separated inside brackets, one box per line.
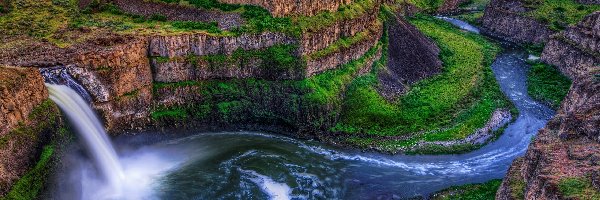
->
[1, 146, 54, 200]
[525, 0, 600, 31]
[306, 27, 372, 60]
[527, 62, 571, 109]
[459, 0, 491, 10]
[558, 177, 600, 199]
[334, 15, 509, 151]
[455, 12, 484, 26]
[431, 179, 502, 200]
[165, 0, 378, 37]
[0, 0, 78, 37]
[406, 0, 445, 12]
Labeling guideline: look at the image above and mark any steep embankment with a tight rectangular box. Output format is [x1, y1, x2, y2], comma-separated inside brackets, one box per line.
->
[481, 0, 599, 45]
[496, 11, 600, 199]
[379, 12, 442, 100]
[0, 67, 62, 196]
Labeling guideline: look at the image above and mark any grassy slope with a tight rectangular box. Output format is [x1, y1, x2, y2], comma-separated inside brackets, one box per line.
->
[430, 179, 502, 200]
[406, 0, 445, 12]
[524, 0, 600, 31]
[527, 62, 572, 109]
[335, 15, 512, 153]
[1, 146, 54, 200]
[0, 0, 77, 37]
[558, 176, 600, 199]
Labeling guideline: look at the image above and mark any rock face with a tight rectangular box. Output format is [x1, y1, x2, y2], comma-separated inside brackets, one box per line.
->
[218, 0, 352, 17]
[0, 67, 59, 196]
[437, 0, 467, 13]
[306, 21, 383, 76]
[378, 14, 442, 100]
[69, 37, 154, 132]
[577, 0, 600, 5]
[542, 12, 600, 80]
[112, 0, 244, 30]
[481, 0, 553, 44]
[0, 67, 48, 136]
[299, 3, 380, 56]
[497, 12, 600, 200]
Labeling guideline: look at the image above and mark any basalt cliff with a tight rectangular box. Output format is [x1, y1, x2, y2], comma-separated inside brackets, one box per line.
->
[0, 0, 466, 195]
[496, 11, 600, 200]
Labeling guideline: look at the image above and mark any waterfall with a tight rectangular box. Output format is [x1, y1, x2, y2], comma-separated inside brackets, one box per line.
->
[46, 84, 125, 191]
[40, 66, 93, 102]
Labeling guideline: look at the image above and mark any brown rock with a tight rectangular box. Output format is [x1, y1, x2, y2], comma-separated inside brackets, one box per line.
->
[378, 14, 442, 100]
[218, 0, 352, 17]
[0, 67, 48, 137]
[481, 0, 554, 44]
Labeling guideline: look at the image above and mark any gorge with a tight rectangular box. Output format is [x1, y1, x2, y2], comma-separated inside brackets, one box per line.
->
[0, 0, 598, 199]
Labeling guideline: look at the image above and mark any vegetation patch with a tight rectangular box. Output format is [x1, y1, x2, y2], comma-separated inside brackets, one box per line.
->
[305, 21, 378, 60]
[558, 176, 600, 199]
[527, 62, 571, 109]
[430, 179, 502, 200]
[524, 0, 600, 31]
[333, 15, 511, 153]
[459, 0, 491, 10]
[0, 0, 78, 37]
[406, 0, 445, 12]
[455, 11, 484, 26]
[1, 145, 54, 200]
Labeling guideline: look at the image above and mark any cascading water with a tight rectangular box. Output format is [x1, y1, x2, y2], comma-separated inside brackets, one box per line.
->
[41, 66, 93, 103]
[46, 84, 125, 191]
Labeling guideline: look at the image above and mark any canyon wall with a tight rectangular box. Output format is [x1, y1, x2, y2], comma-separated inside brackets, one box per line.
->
[497, 12, 600, 200]
[0, 67, 60, 196]
[480, 0, 553, 44]
[379, 13, 442, 100]
[541, 12, 600, 80]
[437, 0, 468, 13]
[68, 36, 154, 132]
[218, 0, 353, 17]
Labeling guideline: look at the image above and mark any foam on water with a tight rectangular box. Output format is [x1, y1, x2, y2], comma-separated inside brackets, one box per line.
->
[240, 169, 292, 200]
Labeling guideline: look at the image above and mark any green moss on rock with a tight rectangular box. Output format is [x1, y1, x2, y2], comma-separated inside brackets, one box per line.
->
[431, 179, 502, 200]
[1, 145, 54, 200]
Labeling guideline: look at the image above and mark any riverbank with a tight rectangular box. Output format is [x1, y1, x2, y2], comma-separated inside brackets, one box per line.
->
[334, 15, 514, 154]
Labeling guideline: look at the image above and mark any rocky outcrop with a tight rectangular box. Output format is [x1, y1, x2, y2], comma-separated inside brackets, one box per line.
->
[378, 14, 442, 100]
[0, 67, 48, 136]
[481, 0, 553, 44]
[541, 11, 600, 80]
[437, 0, 467, 14]
[68, 37, 153, 132]
[306, 21, 383, 76]
[112, 0, 244, 30]
[577, 0, 600, 5]
[299, 3, 380, 56]
[497, 12, 600, 200]
[218, 0, 352, 17]
[148, 32, 295, 58]
[0, 67, 59, 196]
[153, 46, 382, 134]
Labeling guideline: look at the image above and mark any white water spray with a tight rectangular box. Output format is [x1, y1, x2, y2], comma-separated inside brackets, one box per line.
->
[46, 84, 125, 191]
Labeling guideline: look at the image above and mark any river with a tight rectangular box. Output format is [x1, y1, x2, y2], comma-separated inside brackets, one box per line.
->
[47, 18, 555, 199]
